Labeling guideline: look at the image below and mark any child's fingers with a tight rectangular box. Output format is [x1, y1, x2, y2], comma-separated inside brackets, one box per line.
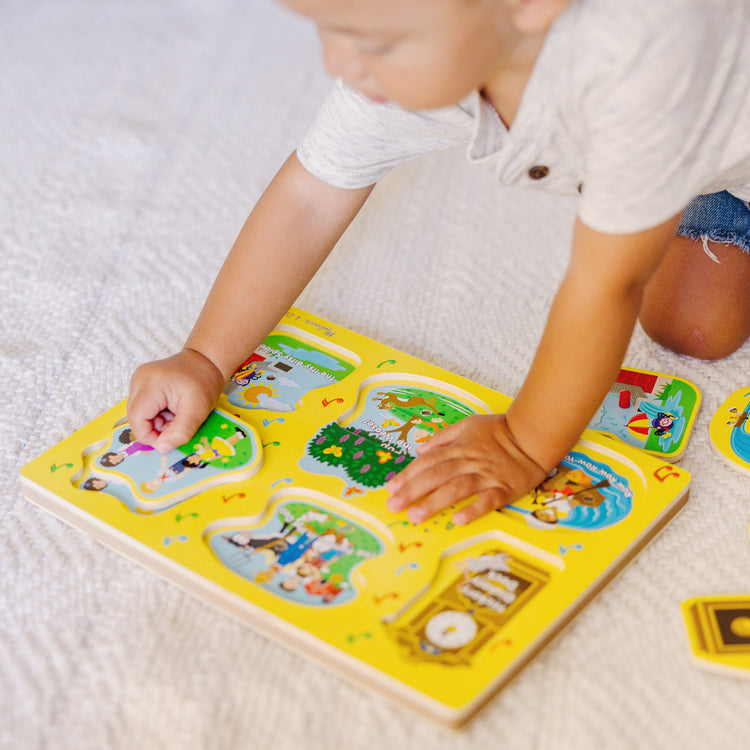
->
[452, 489, 508, 526]
[414, 420, 463, 454]
[402, 474, 487, 524]
[154, 401, 209, 454]
[386, 450, 462, 513]
[126, 388, 168, 446]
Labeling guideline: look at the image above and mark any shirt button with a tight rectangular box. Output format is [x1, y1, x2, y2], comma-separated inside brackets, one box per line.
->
[528, 165, 549, 180]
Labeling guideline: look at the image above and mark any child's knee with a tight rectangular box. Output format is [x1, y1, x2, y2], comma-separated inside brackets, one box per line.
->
[640, 306, 746, 360]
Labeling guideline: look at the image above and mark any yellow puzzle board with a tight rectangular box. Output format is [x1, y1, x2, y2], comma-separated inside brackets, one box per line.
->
[21, 307, 691, 727]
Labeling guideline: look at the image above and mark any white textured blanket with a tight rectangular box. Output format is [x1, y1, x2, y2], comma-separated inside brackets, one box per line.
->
[2, 1, 749, 748]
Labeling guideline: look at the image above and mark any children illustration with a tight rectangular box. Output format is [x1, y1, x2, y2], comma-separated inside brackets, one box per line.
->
[208, 501, 383, 607]
[127, 0, 750, 527]
[139, 453, 206, 494]
[99, 428, 155, 467]
[78, 412, 259, 513]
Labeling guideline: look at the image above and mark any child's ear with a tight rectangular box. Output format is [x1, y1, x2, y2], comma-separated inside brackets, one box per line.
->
[509, 0, 570, 33]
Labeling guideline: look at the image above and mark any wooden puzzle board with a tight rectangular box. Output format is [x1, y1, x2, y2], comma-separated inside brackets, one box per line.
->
[21, 308, 692, 727]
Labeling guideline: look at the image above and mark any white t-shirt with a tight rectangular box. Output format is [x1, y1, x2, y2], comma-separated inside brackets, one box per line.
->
[297, 0, 750, 235]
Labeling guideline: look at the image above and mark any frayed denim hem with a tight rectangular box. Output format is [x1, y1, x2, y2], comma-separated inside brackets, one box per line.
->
[676, 191, 750, 258]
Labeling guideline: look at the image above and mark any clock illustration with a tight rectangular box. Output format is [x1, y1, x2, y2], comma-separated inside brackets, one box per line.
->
[424, 610, 478, 650]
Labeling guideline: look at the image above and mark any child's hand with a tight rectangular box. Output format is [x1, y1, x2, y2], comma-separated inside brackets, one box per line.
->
[385, 414, 548, 526]
[127, 348, 226, 454]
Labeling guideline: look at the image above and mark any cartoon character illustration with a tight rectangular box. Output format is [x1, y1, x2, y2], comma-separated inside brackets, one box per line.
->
[708, 390, 750, 476]
[727, 397, 750, 465]
[140, 453, 206, 494]
[99, 428, 155, 466]
[75, 411, 260, 514]
[589, 368, 698, 457]
[224, 332, 357, 412]
[207, 500, 383, 607]
[82, 477, 108, 492]
[504, 453, 632, 531]
[650, 412, 676, 437]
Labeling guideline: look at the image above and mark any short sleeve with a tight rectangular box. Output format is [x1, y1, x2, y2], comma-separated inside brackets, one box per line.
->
[577, 1, 750, 234]
[296, 80, 473, 189]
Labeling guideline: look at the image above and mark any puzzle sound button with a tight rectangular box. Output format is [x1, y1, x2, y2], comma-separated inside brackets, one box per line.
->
[425, 610, 478, 650]
[730, 616, 750, 639]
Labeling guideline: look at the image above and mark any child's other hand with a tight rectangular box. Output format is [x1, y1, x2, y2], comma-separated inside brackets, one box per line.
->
[385, 414, 548, 526]
[127, 348, 226, 454]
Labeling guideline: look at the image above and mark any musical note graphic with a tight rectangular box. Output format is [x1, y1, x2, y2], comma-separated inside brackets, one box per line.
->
[654, 465, 681, 482]
[163, 535, 189, 546]
[222, 492, 246, 503]
[558, 543, 584, 555]
[396, 562, 419, 574]
[398, 541, 423, 552]
[346, 632, 373, 644]
[373, 592, 400, 604]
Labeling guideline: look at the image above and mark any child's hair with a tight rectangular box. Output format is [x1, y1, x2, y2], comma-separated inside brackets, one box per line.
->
[82, 477, 107, 491]
[100, 452, 121, 467]
[118, 428, 134, 444]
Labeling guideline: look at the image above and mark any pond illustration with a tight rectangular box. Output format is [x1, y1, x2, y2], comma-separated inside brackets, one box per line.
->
[589, 370, 699, 457]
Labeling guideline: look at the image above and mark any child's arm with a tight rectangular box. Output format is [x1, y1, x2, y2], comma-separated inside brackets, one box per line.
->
[387, 215, 681, 525]
[128, 152, 373, 453]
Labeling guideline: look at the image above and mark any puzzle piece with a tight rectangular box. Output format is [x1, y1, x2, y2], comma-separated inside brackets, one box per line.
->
[587, 367, 700, 460]
[299, 376, 490, 491]
[682, 596, 750, 678]
[709, 388, 750, 476]
[76, 408, 262, 514]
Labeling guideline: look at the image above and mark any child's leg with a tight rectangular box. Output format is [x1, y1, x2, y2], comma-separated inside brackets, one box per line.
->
[639, 191, 750, 360]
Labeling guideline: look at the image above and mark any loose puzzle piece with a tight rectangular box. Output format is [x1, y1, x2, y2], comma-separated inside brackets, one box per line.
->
[709, 387, 750, 476]
[682, 596, 750, 678]
[587, 367, 700, 460]
[21, 307, 692, 727]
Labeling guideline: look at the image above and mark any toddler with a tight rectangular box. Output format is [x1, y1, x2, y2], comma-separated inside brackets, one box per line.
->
[128, 0, 750, 525]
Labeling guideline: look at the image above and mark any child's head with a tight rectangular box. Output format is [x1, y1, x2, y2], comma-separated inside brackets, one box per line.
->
[100, 452, 124, 467]
[279, 0, 570, 110]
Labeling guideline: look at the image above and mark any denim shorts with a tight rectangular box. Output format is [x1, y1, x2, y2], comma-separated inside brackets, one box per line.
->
[677, 190, 750, 254]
